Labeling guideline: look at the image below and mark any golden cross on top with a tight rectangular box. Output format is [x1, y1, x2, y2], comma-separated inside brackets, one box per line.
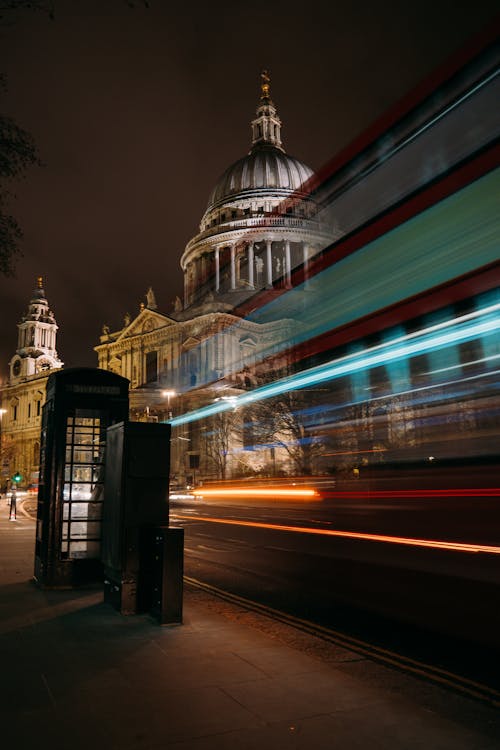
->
[260, 69, 271, 99]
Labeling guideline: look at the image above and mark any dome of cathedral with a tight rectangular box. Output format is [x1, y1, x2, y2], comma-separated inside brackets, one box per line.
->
[202, 71, 314, 217]
[180, 72, 333, 313]
[206, 145, 314, 212]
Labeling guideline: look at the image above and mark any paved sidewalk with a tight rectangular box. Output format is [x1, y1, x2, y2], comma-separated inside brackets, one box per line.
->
[0, 507, 499, 750]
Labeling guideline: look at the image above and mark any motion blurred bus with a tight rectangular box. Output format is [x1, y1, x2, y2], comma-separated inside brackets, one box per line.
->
[172, 32, 500, 489]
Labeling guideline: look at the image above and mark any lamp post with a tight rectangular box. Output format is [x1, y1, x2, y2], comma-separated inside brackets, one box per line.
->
[0, 408, 7, 498]
[162, 390, 177, 482]
[161, 390, 176, 420]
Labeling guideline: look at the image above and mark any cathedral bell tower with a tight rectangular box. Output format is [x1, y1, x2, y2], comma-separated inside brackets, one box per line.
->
[9, 277, 63, 383]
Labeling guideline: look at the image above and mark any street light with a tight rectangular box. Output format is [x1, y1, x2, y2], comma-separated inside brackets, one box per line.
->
[162, 390, 176, 419]
[0, 408, 7, 496]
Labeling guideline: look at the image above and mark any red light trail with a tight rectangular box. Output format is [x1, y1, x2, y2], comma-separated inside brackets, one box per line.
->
[322, 489, 500, 499]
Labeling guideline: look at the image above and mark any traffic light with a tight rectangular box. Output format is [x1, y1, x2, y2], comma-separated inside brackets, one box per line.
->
[12, 471, 22, 484]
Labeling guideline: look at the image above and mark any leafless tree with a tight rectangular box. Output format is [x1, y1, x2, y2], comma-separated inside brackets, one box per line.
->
[201, 409, 240, 480]
[251, 389, 325, 475]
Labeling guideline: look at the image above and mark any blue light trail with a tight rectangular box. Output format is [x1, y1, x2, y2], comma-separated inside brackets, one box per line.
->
[170, 302, 500, 427]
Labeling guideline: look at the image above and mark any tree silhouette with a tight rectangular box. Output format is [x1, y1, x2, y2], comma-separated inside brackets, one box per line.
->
[0, 1, 148, 276]
[251, 389, 326, 475]
[0, 2, 52, 275]
[201, 410, 240, 480]
[0, 115, 39, 275]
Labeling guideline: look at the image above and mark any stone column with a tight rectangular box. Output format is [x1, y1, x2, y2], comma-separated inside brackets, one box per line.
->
[230, 243, 236, 290]
[266, 239, 273, 288]
[186, 261, 195, 305]
[190, 262, 197, 302]
[190, 259, 197, 304]
[302, 243, 310, 288]
[284, 240, 292, 287]
[215, 247, 220, 292]
[200, 254, 205, 288]
[131, 347, 136, 386]
[248, 242, 254, 288]
[139, 343, 144, 386]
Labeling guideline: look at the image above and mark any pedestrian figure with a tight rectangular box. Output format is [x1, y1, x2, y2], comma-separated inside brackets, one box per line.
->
[9, 490, 16, 521]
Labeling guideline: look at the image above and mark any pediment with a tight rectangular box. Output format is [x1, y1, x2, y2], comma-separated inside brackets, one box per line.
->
[239, 336, 257, 347]
[181, 336, 201, 350]
[116, 309, 175, 341]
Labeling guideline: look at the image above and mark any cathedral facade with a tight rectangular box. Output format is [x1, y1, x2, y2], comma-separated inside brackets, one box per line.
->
[95, 75, 332, 484]
[0, 278, 63, 490]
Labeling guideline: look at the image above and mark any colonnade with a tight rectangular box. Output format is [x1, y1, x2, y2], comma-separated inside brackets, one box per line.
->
[185, 239, 316, 305]
[19, 324, 57, 352]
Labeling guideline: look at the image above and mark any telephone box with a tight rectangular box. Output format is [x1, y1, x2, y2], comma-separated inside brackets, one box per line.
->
[34, 368, 129, 588]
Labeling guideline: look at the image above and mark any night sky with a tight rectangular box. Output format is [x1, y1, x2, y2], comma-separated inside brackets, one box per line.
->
[0, 0, 498, 381]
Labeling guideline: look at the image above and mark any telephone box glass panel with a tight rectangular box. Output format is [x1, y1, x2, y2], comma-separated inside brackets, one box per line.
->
[61, 409, 105, 559]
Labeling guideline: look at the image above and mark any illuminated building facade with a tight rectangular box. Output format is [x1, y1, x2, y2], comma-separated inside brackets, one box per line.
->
[95, 74, 332, 484]
[167, 39, 500, 483]
[0, 277, 63, 489]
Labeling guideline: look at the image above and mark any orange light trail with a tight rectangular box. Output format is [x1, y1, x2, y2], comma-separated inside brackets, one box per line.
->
[192, 487, 319, 500]
[175, 515, 500, 554]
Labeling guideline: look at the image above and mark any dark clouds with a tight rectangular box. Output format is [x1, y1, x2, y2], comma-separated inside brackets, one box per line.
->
[0, 0, 498, 378]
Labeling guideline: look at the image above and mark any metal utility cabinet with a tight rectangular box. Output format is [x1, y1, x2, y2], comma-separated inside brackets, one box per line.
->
[101, 420, 172, 615]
